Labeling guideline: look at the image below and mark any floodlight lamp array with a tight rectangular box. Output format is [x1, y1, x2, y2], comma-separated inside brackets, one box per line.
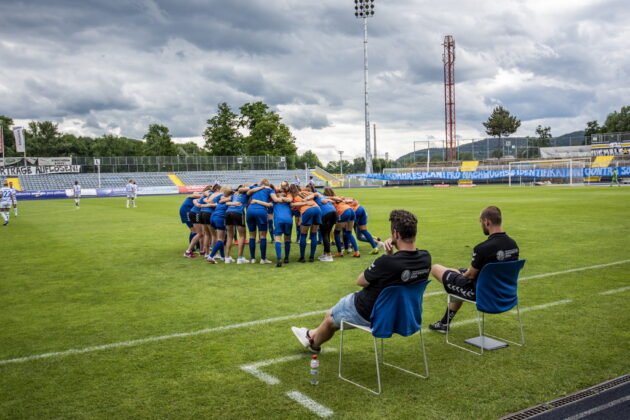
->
[354, 0, 375, 18]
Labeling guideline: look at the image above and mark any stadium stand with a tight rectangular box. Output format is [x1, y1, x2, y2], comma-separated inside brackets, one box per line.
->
[584, 155, 614, 182]
[18, 172, 173, 190]
[16, 170, 309, 191]
[458, 161, 479, 186]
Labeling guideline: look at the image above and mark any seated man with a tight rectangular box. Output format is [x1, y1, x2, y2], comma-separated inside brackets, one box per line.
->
[428, 206, 519, 333]
[292, 209, 432, 353]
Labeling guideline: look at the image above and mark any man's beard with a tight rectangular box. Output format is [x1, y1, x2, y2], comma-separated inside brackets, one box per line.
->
[482, 225, 489, 235]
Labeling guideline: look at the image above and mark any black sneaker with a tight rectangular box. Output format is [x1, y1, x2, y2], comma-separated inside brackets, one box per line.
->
[428, 320, 448, 334]
[284, 257, 289, 264]
[308, 257, 315, 262]
[298, 257, 306, 263]
[276, 260, 282, 268]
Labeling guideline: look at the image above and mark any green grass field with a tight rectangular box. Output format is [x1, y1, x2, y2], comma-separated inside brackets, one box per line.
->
[1, 186, 629, 419]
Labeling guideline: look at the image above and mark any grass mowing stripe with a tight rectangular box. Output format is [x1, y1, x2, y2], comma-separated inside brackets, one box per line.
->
[285, 391, 334, 418]
[599, 286, 630, 295]
[0, 260, 625, 367]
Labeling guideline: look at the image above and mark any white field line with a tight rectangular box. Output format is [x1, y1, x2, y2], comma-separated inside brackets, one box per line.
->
[239, 348, 337, 386]
[599, 286, 630, 295]
[286, 391, 334, 418]
[564, 395, 630, 420]
[0, 260, 628, 366]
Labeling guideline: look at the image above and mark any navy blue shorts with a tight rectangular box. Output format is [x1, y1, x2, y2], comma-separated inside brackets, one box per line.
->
[211, 214, 226, 230]
[274, 221, 293, 237]
[338, 208, 355, 223]
[354, 206, 368, 226]
[300, 207, 322, 226]
[246, 208, 268, 232]
[291, 209, 300, 218]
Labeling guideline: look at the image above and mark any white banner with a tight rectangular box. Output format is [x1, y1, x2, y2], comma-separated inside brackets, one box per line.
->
[0, 165, 81, 176]
[37, 157, 73, 166]
[12, 126, 25, 153]
[0, 157, 24, 166]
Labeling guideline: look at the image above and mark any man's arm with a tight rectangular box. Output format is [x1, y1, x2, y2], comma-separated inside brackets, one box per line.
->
[356, 272, 369, 287]
[462, 266, 479, 279]
[247, 186, 264, 196]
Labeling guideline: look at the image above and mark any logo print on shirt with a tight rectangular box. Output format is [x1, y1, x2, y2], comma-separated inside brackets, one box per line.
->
[497, 250, 505, 261]
[401, 270, 411, 282]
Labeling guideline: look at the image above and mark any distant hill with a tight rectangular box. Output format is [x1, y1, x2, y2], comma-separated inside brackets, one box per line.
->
[396, 131, 585, 162]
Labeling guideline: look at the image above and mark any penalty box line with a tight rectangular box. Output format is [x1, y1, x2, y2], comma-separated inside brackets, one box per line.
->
[1, 259, 629, 366]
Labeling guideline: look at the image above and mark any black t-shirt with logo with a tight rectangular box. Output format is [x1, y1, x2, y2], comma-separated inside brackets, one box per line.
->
[355, 249, 432, 321]
[471, 232, 519, 271]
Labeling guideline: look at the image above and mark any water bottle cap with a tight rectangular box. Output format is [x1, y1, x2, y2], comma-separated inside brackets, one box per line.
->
[311, 355, 318, 359]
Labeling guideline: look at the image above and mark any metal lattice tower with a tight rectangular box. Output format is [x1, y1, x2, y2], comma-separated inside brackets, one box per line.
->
[443, 35, 456, 161]
[354, 0, 375, 174]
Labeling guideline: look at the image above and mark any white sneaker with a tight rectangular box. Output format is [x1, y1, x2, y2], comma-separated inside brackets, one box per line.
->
[206, 256, 216, 264]
[322, 255, 334, 262]
[317, 254, 327, 261]
[260, 259, 272, 264]
[237, 257, 250, 264]
[250, 259, 256, 264]
[216, 256, 225, 262]
[291, 326, 320, 353]
[224, 256, 235, 264]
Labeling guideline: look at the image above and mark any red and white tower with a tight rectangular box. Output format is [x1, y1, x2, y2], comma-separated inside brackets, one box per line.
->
[443, 35, 456, 161]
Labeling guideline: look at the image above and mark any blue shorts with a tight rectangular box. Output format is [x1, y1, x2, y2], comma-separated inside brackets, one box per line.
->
[355, 206, 368, 226]
[246, 208, 268, 232]
[180, 211, 193, 227]
[330, 293, 370, 328]
[274, 221, 293, 237]
[338, 208, 355, 223]
[211, 214, 226, 230]
[300, 207, 322, 226]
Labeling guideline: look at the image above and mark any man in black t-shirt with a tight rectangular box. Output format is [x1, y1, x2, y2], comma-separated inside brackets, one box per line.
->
[292, 209, 432, 353]
[428, 206, 519, 333]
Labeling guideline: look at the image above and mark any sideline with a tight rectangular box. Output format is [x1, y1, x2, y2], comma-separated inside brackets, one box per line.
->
[1, 260, 629, 366]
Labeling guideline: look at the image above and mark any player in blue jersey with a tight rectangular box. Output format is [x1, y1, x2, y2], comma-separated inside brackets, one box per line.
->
[180, 191, 201, 249]
[246, 179, 274, 264]
[269, 184, 294, 267]
[225, 185, 250, 264]
[207, 187, 234, 263]
[289, 184, 322, 263]
[314, 191, 337, 262]
[349, 198, 381, 254]
[184, 188, 211, 258]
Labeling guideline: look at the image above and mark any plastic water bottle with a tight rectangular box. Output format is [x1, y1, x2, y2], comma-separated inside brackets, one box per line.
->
[310, 355, 320, 385]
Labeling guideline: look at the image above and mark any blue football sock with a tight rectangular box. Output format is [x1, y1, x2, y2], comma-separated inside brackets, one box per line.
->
[275, 241, 282, 260]
[309, 232, 318, 259]
[260, 238, 267, 260]
[299, 233, 307, 258]
[360, 229, 377, 248]
[284, 241, 291, 258]
[210, 240, 224, 258]
[249, 238, 256, 259]
[345, 230, 359, 253]
[334, 231, 342, 252]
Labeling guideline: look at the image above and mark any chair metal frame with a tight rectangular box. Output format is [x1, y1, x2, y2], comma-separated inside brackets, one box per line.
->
[338, 283, 430, 395]
[445, 260, 526, 356]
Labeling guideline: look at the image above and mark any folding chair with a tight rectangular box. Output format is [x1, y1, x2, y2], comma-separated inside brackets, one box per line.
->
[446, 259, 526, 355]
[338, 280, 430, 395]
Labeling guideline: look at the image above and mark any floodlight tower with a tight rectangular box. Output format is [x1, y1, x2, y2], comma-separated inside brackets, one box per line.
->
[443, 35, 456, 161]
[354, 0, 375, 174]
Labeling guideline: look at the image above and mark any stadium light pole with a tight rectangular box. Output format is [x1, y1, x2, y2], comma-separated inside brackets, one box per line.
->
[338, 150, 344, 176]
[353, 0, 375, 175]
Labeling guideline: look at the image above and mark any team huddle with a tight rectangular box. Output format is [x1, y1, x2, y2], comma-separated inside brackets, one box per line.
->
[178, 179, 382, 267]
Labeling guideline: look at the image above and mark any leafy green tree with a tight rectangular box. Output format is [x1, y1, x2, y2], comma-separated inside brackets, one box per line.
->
[143, 124, 176, 156]
[91, 135, 144, 156]
[601, 105, 630, 133]
[177, 141, 204, 156]
[239, 101, 297, 157]
[325, 160, 351, 174]
[534, 125, 552, 147]
[349, 157, 366, 173]
[0, 115, 16, 156]
[483, 106, 521, 156]
[491, 149, 504, 158]
[295, 150, 323, 169]
[203, 102, 243, 155]
[584, 120, 602, 137]
[26, 121, 62, 156]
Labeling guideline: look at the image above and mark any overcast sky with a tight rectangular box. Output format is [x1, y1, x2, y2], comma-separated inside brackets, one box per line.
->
[1, 0, 628, 163]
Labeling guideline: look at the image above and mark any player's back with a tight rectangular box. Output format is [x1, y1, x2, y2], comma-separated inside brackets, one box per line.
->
[1, 187, 12, 202]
